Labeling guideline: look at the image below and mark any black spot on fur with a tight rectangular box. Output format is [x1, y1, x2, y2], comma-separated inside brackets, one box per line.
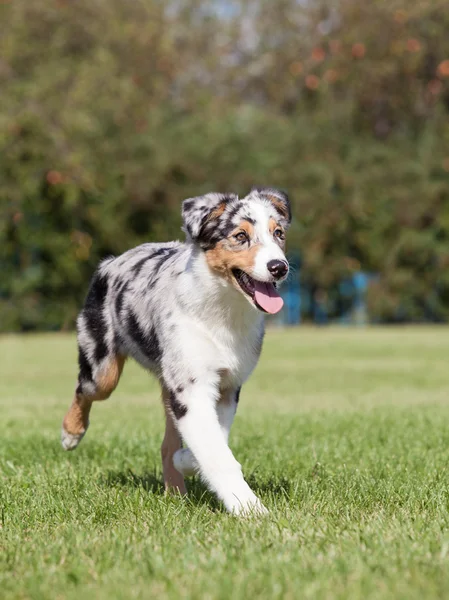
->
[184, 194, 237, 247]
[133, 248, 168, 280]
[189, 377, 196, 385]
[132, 255, 152, 276]
[76, 345, 93, 394]
[115, 283, 128, 315]
[169, 391, 188, 419]
[78, 345, 92, 379]
[150, 248, 167, 259]
[83, 272, 109, 363]
[148, 273, 160, 289]
[219, 223, 236, 239]
[85, 271, 108, 307]
[243, 217, 256, 225]
[182, 199, 195, 212]
[154, 248, 178, 270]
[176, 385, 184, 394]
[127, 311, 161, 364]
[197, 219, 221, 249]
[198, 223, 224, 250]
[220, 203, 245, 238]
[235, 387, 241, 404]
[226, 203, 242, 223]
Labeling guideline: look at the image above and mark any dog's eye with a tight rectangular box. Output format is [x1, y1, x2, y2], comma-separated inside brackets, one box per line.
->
[234, 232, 248, 243]
[274, 228, 285, 240]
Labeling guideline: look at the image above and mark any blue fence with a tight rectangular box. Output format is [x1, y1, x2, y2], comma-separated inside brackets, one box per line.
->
[272, 254, 377, 326]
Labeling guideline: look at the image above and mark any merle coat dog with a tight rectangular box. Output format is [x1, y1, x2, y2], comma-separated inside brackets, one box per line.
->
[62, 188, 291, 515]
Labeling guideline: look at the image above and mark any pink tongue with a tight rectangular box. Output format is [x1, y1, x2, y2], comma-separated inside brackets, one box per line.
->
[254, 281, 284, 314]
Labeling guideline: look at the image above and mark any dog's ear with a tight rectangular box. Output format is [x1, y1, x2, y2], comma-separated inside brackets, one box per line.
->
[182, 193, 238, 244]
[253, 187, 292, 226]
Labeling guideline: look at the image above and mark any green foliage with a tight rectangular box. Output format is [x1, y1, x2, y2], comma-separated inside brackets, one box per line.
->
[1, 0, 449, 329]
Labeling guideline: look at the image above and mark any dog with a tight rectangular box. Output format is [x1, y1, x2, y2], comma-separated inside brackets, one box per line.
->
[61, 188, 291, 515]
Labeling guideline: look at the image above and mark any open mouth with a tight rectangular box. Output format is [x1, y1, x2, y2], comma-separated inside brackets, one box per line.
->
[232, 269, 284, 314]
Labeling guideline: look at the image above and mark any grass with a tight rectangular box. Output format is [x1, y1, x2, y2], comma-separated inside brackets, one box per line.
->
[1, 327, 449, 599]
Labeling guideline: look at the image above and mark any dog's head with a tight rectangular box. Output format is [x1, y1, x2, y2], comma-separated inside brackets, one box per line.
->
[182, 188, 291, 314]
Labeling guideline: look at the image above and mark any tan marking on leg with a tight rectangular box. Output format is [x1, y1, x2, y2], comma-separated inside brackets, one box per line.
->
[63, 393, 92, 436]
[161, 388, 187, 495]
[94, 354, 126, 400]
[62, 354, 125, 447]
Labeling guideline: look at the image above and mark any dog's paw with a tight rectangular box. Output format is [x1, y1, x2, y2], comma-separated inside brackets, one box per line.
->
[61, 426, 87, 451]
[231, 496, 269, 517]
[223, 484, 269, 517]
[173, 448, 197, 477]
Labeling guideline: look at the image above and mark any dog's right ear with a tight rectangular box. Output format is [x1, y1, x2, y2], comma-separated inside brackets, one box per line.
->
[182, 193, 238, 243]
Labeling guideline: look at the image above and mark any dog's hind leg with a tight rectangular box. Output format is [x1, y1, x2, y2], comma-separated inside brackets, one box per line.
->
[61, 347, 125, 451]
[62, 268, 126, 451]
[161, 387, 187, 495]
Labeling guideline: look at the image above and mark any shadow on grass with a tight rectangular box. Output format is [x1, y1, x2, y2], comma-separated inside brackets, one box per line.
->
[104, 469, 165, 494]
[246, 473, 293, 496]
[103, 468, 291, 510]
[103, 468, 221, 510]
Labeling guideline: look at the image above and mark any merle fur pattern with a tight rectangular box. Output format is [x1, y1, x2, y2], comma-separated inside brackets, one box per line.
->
[63, 188, 292, 516]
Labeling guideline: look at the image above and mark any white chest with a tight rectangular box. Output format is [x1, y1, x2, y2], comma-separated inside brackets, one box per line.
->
[213, 322, 263, 385]
[176, 312, 264, 388]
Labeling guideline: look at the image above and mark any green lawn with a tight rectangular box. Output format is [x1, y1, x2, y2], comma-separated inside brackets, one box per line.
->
[1, 328, 449, 599]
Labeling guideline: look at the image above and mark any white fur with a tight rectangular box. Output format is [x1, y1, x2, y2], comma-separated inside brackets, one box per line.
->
[64, 189, 291, 516]
[170, 253, 268, 514]
[246, 201, 289, 281]
[61, 429, 87, 451]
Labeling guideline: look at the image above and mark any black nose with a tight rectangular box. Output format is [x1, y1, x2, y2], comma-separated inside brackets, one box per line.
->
[267, 259, 288, 279]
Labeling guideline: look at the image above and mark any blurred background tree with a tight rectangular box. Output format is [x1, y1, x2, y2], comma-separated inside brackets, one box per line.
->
[1, 0, 449, 330]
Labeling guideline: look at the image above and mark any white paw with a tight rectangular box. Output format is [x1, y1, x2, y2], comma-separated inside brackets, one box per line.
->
[222, 481, 269, 516]
[230, 495, 269, 517]
[173, 448, 197, 477]
[61, 427, 87, 451]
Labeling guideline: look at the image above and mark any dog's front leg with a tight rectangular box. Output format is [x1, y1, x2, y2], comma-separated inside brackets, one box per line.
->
[171, 379, 267, 516]
[216, 387, 240, 442]
[173, 386, 240, 476]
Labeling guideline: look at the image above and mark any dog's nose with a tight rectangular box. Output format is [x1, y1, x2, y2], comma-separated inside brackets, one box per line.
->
[267, 260, 288, 279]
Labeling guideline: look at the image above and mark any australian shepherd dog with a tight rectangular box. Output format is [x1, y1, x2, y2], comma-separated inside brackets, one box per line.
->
[61, 188, 291, 515]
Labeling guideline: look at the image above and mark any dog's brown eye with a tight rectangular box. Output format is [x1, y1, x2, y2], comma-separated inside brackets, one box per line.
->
[274, 228, 285, 240]
[234, 232, 248, 243]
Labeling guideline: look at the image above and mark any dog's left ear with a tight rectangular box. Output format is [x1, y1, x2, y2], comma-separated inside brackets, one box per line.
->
[253, 187, 292, 227]
[182, 192, 238, 244]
